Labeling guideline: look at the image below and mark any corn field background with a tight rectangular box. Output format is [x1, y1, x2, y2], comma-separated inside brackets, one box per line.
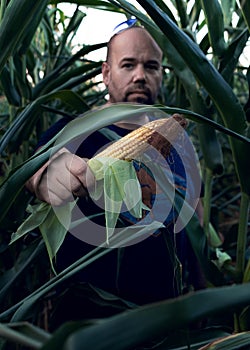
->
[0, 0, 249, 349]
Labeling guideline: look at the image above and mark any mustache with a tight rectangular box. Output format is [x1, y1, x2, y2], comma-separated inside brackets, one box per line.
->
[126, 84, 150, 95]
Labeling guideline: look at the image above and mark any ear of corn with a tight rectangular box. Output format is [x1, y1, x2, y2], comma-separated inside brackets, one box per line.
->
[87, 114, 188, 244]
[93, 114, 187, 161]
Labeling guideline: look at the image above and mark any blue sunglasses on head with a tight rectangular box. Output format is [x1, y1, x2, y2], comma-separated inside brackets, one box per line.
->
[111, 18, 137, 36]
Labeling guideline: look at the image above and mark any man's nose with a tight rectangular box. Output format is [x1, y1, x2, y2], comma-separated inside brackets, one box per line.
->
[133, 65, 146, 82]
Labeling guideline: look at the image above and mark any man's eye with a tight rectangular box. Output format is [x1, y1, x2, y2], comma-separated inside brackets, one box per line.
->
[146, 64, 159, 71]
[122, 63, 134, 69]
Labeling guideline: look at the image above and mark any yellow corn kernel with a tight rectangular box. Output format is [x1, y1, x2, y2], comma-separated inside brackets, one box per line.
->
[94, 114, 187, 161]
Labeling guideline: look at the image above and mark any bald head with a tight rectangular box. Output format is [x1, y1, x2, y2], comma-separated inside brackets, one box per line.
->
[106, 26, 162, 63]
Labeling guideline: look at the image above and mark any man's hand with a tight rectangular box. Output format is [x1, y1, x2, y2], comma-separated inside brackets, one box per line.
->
[26, 148, 93, 206]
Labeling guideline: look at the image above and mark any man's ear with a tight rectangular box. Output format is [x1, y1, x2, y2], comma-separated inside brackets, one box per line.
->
[102, 61, 110, 86]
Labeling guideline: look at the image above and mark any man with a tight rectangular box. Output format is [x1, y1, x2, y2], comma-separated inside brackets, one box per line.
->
[26, 22, 205, 319]
[27, 23, 163, 205]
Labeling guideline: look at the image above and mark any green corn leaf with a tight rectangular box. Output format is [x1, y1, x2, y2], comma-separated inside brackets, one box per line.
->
[33, 62, 101, 97]
[201, 331, 250, 349]
[10, 201, 75, 274]
[239, 0, 250, 33]
[220, 0, 236, 26]
[39, 202, 75, 274]
[0, 241, 45, 303]
[0, 321, 51, 348]
[32, 43, 104, 99]
[53, 8, 86, 69]
[197, 124, 224, 176]
[211, 248, 232, 271]
[0, 0, 48, 74]
[200, 0, 227, 57]
[219, 28, 249, 83]
[175, 0, 189, 28]
[0, 90, 89, 154]
[10, 202, 51, 244]
[243, 259, 250, 283]
[49, 0, 122, 13]
[0, 322, 44, 349]
[0, 65, 21, 106]
[16, 1, 48, 55]
[61, 283, 250, 350]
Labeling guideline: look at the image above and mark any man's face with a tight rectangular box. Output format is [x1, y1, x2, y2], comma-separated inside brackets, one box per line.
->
[102, 28, 163, 105]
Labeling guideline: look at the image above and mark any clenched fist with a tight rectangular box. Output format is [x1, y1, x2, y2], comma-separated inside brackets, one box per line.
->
[26, 148, 94, 206]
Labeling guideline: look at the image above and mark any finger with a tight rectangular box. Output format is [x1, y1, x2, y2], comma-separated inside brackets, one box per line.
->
[66, 155, 88, 185]
[69, 174, 88, 198]
[65, 155, 95, 194]
[36, 169, 73, 206]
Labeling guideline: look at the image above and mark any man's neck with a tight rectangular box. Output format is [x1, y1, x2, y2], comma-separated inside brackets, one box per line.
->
[103, 101, 150, 130]
[114, 117, 149, 130]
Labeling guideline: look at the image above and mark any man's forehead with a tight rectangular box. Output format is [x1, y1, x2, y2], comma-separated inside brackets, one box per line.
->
[111, 28, 162, 61]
